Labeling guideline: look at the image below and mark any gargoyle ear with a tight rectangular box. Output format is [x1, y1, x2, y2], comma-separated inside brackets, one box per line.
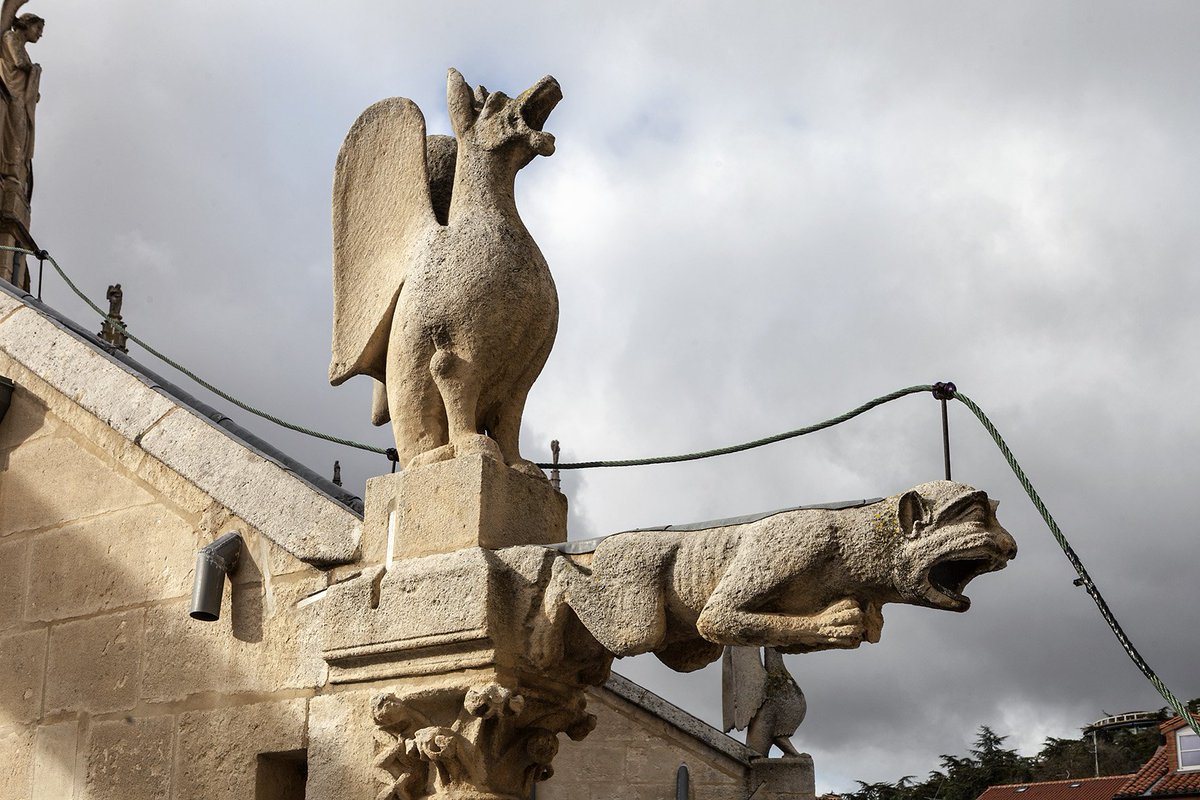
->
[447, 68, 477, 136]
[898, 490, 927, 538]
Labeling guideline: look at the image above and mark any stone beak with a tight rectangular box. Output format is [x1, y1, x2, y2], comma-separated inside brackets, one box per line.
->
[520, 76, 562, 156]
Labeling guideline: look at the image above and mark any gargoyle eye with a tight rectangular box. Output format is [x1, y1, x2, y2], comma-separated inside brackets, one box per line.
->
[947, 503, 986, 524]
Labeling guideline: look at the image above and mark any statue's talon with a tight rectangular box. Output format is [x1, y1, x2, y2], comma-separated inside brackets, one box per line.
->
[406, 444, 457, 469]
[454, 434, 504, 462]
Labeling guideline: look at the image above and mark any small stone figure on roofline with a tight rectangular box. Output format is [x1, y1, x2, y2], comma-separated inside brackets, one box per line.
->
[723, 646, 807, 757]
[330, 69, 562, 478]
[98, 283, 128, 353]
[0, 0, 42, 203]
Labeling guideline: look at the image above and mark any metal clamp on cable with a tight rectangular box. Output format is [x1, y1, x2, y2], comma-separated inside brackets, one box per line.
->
[189, 532, 243, 622]
[931, 381, 957, 400]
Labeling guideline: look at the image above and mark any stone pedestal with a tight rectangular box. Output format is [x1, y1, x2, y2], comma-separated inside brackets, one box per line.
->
[319, 545, 608, 800]
[360, 455, 568, 565]
[748, 756, 816, 800]
[316, 458, 597, 800]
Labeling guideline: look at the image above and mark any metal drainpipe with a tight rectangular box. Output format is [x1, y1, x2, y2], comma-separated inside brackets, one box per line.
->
[189, 531, 243, 622]
[0, 376, 13, 425]
[676, 764, 689, 800]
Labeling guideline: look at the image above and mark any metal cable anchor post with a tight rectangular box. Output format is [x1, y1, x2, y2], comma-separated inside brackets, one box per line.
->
[932, 381, 957, 480]
[35, 250, 47, 301]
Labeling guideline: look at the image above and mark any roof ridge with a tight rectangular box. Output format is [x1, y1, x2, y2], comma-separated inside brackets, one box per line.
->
[604, 671, 756, 764]
[0, 279, 364, 565]
[0, 278, 364, 517]
[991, 776, 1137, 788]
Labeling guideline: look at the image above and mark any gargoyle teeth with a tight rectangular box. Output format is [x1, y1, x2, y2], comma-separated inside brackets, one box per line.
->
[927, 555, 1001, 602]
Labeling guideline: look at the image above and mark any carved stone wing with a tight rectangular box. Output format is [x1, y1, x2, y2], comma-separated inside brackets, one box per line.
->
[0, 0, 26, 38]
[721, 646, 768, 733]
[330, 97, 437, 385]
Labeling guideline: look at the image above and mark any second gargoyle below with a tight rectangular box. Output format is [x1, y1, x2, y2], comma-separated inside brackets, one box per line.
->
[546, 480, 1017, 672]
[330, 69, 562, 477]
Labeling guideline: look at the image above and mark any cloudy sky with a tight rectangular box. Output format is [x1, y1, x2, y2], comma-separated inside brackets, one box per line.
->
[23, 1, 1200, 792]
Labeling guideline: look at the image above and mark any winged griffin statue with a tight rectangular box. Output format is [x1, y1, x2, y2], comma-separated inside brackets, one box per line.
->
[330, 69, 562, 477]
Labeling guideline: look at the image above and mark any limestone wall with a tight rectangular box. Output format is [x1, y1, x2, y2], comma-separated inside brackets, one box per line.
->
[541, 685, 748, 800]
[0, 366, 327, 799]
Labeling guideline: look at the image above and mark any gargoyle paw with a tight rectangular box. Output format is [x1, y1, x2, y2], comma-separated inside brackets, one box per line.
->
[812, 598, 868, 648]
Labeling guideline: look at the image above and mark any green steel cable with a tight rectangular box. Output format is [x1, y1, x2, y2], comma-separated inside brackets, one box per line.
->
[544, 384, 934, 469]
[10, 244, 1196, 729]
[6, 244, 930, 465]
[0, 245, 389, 454]
[952, 389, 1200, 736]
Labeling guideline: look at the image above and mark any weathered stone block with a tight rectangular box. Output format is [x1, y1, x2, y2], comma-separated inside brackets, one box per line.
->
[307, 690, 379, 800]
[26, 505, 198, 621]
[141, 575, 326, 703]
[202, 509, 317, 580]
[0, 727, 33, 800]
[0, 628, 46, 726]
[322, 546, 574, 684]
[0, 306, 176, 441]
[747, 756, 816, 800]
[323, 550, 486, 681]
[369, 454, 567, 561]
[558, 743, 629, 784]
[33, 720, 79, 800]
[0, 289, 20, 321]
[0, 434, 153, 537]
[625, 743, 690, 783]
[84, 717, 173, 800]
[174, 698, 306, 800]
[138, 407, 361, 564]
[45, 609, 143, 715]
[358, 473, 394, 566]
[128, 449, 217, 518]
[0, 537, 27, 631]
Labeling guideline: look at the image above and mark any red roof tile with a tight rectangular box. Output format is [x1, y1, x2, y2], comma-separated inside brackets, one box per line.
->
[1118, 749, 1170, 796]
[1114, 715, 1200, 798]
[979, 775, 1135, 800]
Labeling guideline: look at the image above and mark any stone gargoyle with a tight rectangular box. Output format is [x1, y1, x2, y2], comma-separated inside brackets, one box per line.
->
[545, 480, 1017, 672]
[330, 69, 562, 476]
